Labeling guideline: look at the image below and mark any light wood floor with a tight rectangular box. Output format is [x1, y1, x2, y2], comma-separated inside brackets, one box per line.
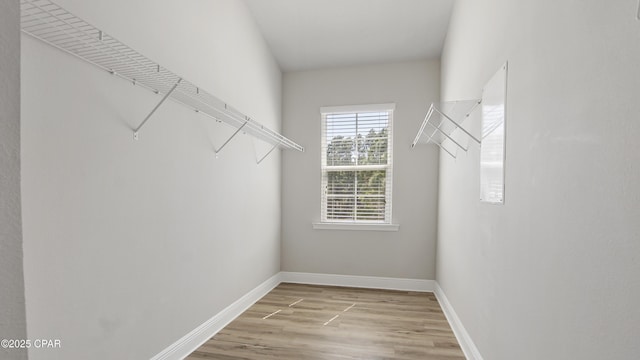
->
[186, 283, 465, 360]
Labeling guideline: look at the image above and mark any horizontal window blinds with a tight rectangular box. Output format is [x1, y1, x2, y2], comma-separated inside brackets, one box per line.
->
[321, 105, 394, 223]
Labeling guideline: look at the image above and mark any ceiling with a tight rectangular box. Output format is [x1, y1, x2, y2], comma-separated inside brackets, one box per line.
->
[244, 0, 454, 72]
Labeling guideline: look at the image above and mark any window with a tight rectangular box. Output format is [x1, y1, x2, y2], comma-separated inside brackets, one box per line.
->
[320, 104, 394, 224]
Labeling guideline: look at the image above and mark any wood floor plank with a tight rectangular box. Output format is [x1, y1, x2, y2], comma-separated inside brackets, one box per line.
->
[186, 283, 465, 360]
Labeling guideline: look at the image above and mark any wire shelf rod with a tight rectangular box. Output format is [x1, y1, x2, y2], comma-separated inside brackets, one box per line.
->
[411, 99, 482, 158]
[20, 0, 304, 153]
[22, 1, 178, 90]
[432, 141, 457, 159]
[169, 87, 302, 151]
[432, 107, 481, 145]
[426, 121, 469, 152]
[411, 104, 434, 148]
[424, 121, 441, 147]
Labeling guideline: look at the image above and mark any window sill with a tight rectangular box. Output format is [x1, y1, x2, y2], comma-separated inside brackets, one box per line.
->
[312, 222, 400, 232]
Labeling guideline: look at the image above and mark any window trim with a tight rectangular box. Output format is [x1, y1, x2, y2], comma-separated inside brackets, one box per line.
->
[319, 103, 395, 226]
[312, 222, 399, 231]
[320, 103, 396, 114]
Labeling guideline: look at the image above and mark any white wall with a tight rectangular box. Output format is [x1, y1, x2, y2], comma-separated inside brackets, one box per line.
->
[0, 1, 28, 359]
[282, 61, 440, 279]
[21, 1, 283, 359]
[437, 0, 640, 359]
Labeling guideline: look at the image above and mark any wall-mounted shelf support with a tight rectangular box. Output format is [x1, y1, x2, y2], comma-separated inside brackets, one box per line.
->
[20, 0, 304, 155]
[433, 104, 482, 146]
[133, 78, 182, 140]
[215, 120, 249, 157]
[257, 143, 279, 165]
[412, 100, 481, 158]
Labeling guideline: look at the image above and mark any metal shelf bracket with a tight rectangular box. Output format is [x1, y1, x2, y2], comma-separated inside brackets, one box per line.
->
[20, 0, 304, 153]
[214, 119, 249, 157]
[412, 99, 482, 158]
[257, 143, 279, 165]
[133, 78, 182, 140]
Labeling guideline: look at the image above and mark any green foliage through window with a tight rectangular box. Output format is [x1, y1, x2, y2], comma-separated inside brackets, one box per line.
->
[322, 109, 392, 222]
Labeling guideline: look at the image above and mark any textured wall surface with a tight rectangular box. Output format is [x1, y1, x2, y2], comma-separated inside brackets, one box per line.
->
[282, 60, 441, 280]
[437, 0, 640, 359]
[0, 0, 28, 359]
[21, 1, 283, 359]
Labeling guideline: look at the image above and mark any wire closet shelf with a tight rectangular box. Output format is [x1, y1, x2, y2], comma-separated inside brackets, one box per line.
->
[20, 0, 304, 155]
[411, 100, 481, 158]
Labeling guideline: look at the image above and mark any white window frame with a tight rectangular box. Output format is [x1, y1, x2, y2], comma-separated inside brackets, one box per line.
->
[316, 103, 397, 230]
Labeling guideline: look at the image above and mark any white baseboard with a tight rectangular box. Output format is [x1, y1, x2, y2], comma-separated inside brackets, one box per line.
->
[280, 271, 434, 292]
[151, 272, 441, 360]
[434, 282, 484, 360]
[150, 273, 281, 360]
